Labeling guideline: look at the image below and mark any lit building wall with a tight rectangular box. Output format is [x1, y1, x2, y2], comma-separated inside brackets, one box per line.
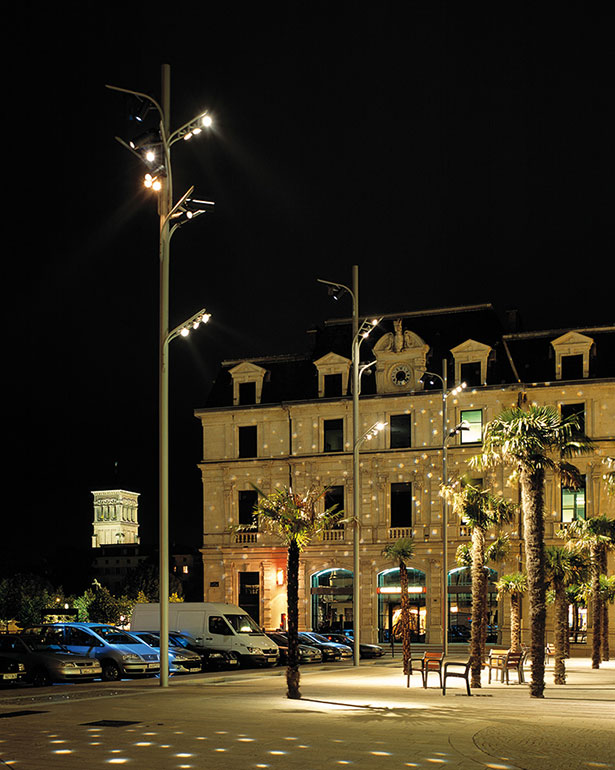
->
[195, 313, 615, 647]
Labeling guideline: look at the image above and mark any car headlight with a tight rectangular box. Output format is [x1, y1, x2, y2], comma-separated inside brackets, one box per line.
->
[60, 661, 78, 669]
[122, 654, 142, 663]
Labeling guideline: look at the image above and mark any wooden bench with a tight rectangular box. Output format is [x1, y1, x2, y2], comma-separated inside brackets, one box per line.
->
[487, 649, 524, 684]
[442, 659, 472, 696]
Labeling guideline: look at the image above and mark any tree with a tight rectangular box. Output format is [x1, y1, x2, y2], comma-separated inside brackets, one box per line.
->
[565, 515, 615, 667]
[471, 405, 593, 698]
[495, 572, 527, 652]
[0, 573, 53, 627]
[441, 480, 516, 687]
[382, 538, 416, 677]
[249, 484, 343, 700]
[544, 546, 587, 684]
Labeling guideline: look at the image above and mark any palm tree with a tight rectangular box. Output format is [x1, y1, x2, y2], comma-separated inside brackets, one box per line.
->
[495, 572, 527, 652]
[441, 480, 516, 687]
[565, 515, 615, 668]
[382, 537, 416, 677]
[544, 546, 587, 684]
[247, 484, 343, 699]
[471, 405, 593, 698]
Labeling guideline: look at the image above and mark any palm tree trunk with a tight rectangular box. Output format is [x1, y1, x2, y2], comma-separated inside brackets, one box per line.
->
[600, 547, 609, 661]
[399, 562, 412, 676]
[510, 593, 521, 652]
[553, 578, 567, 684]
[590, 544, 602, 670]
[520, 467, 546, 698]
[286, 540, 301, 699]
[470, 528, 486, 687]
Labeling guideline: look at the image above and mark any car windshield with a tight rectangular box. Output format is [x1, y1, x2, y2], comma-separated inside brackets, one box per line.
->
[223, 614, 262, 635]
[20, 636, 66, 653]
[169, 634, 188, 648]
[305, 632, 330, 643]
[135, 633, 159, 647]
[91, 626, 139, 645]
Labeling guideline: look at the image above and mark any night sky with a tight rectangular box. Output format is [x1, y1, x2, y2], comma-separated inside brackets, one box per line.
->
[8, 5, 613, 585]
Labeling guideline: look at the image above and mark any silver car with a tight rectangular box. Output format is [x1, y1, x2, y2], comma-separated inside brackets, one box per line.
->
[0, 633, 102, 686]
[130, 631, 202, 674]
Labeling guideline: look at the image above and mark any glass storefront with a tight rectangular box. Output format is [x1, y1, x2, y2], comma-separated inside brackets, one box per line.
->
[377, 568, 426, 643]
[448, 566, 499, 644]
[311, 568, 353, 632]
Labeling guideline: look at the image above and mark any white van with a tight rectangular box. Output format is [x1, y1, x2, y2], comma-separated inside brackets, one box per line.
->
[130, 602, 279, 667]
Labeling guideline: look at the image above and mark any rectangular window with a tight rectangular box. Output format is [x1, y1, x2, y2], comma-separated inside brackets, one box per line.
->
[460, 409, 483, 444]
[561, 403, 586, 436]
[323, 418, 344, 452]
[390, 482, 413, 528]
[238, 489, 258, 528]
[324, 373, 343, 397]
[390, 414, 412, 449]
[325, 485, 344, 527]
[239, 381, 256, 405]
[238, 425, 257, 458]
[562, 481, 586, 523]
[561, 354, 584, 380]
[460, 361, 482, 387]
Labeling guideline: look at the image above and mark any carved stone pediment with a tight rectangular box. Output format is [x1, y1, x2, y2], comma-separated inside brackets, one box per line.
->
[373, 319, 430, 393]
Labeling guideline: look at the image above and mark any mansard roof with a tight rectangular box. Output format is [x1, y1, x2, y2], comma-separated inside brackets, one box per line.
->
[201, 305, 614, 409]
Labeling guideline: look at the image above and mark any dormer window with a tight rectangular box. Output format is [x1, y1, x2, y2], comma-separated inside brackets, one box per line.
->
[313, 353, 351, 398]
[450, 339, 492, 386]
[228, 362, 267, 405]
[551, 332, 594, 381]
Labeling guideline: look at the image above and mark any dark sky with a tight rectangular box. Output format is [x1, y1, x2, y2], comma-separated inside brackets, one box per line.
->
[8, 5, 613, 579]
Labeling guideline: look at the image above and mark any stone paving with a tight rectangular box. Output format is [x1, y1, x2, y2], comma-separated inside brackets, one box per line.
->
[0, 657, 613, 769]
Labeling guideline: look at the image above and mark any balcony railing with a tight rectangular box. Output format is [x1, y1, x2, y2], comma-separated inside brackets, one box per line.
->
[388, 527, 412, 540]
[321, 529, 345, 542]
[235, 532, 257, 544]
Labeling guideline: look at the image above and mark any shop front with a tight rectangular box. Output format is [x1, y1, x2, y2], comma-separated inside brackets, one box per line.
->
[377, 567, 426, 644]
[311, 568, 353, 632]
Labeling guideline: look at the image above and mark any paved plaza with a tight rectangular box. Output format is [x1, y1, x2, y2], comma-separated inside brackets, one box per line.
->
[0, 656, 613, 770]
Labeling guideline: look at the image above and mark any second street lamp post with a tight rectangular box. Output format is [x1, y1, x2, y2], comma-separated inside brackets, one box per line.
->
[423, 365, 467, 656]
[317, 266, 379, 666]
[107, 65, 214, 686]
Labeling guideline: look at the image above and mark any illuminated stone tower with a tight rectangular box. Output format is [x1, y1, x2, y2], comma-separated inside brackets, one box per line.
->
[91, 489, 140, 547]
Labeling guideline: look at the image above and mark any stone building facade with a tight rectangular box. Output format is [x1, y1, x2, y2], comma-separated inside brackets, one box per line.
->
[194, 305, 615, 649]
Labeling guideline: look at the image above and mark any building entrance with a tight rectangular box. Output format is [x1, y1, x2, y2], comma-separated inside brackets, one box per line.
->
[311, 568, 353, 632]
[377, 567, 426, 643]
[238, 571, 260, 625]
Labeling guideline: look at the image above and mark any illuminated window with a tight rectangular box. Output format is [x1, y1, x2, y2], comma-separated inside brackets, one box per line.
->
[562, 481, 585, 523]
[460, 409, 483, 443]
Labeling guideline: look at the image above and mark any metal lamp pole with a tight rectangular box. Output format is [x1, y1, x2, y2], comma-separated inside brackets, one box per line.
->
[318, 266, 380, 666]
[107, 64, 213, 686]
[423, 364, 467, 656]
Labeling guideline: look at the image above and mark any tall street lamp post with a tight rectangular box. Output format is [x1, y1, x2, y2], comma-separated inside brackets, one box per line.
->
[317, 266, 380, 666]
[107, 65, 214, 686]
[423, 365, 467, 656]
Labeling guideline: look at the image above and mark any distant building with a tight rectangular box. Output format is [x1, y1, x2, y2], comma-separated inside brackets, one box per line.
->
[194, 305, 615, 648]
[91, 489, 147, 591]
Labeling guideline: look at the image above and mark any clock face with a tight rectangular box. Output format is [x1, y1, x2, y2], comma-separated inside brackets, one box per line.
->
[391, 364, 412, 386]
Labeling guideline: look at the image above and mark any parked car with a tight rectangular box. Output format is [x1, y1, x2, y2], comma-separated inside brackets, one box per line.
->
[322, 633, 384, 658]
[0, 655, 27, 687]
[297, 632, 344, 661]
[167, 631, 240, 671]
[24, 623, 160, 682]
[130, 632, 202, 674]
[0, 632, 102, 686]
[266, 632, 323, 664]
